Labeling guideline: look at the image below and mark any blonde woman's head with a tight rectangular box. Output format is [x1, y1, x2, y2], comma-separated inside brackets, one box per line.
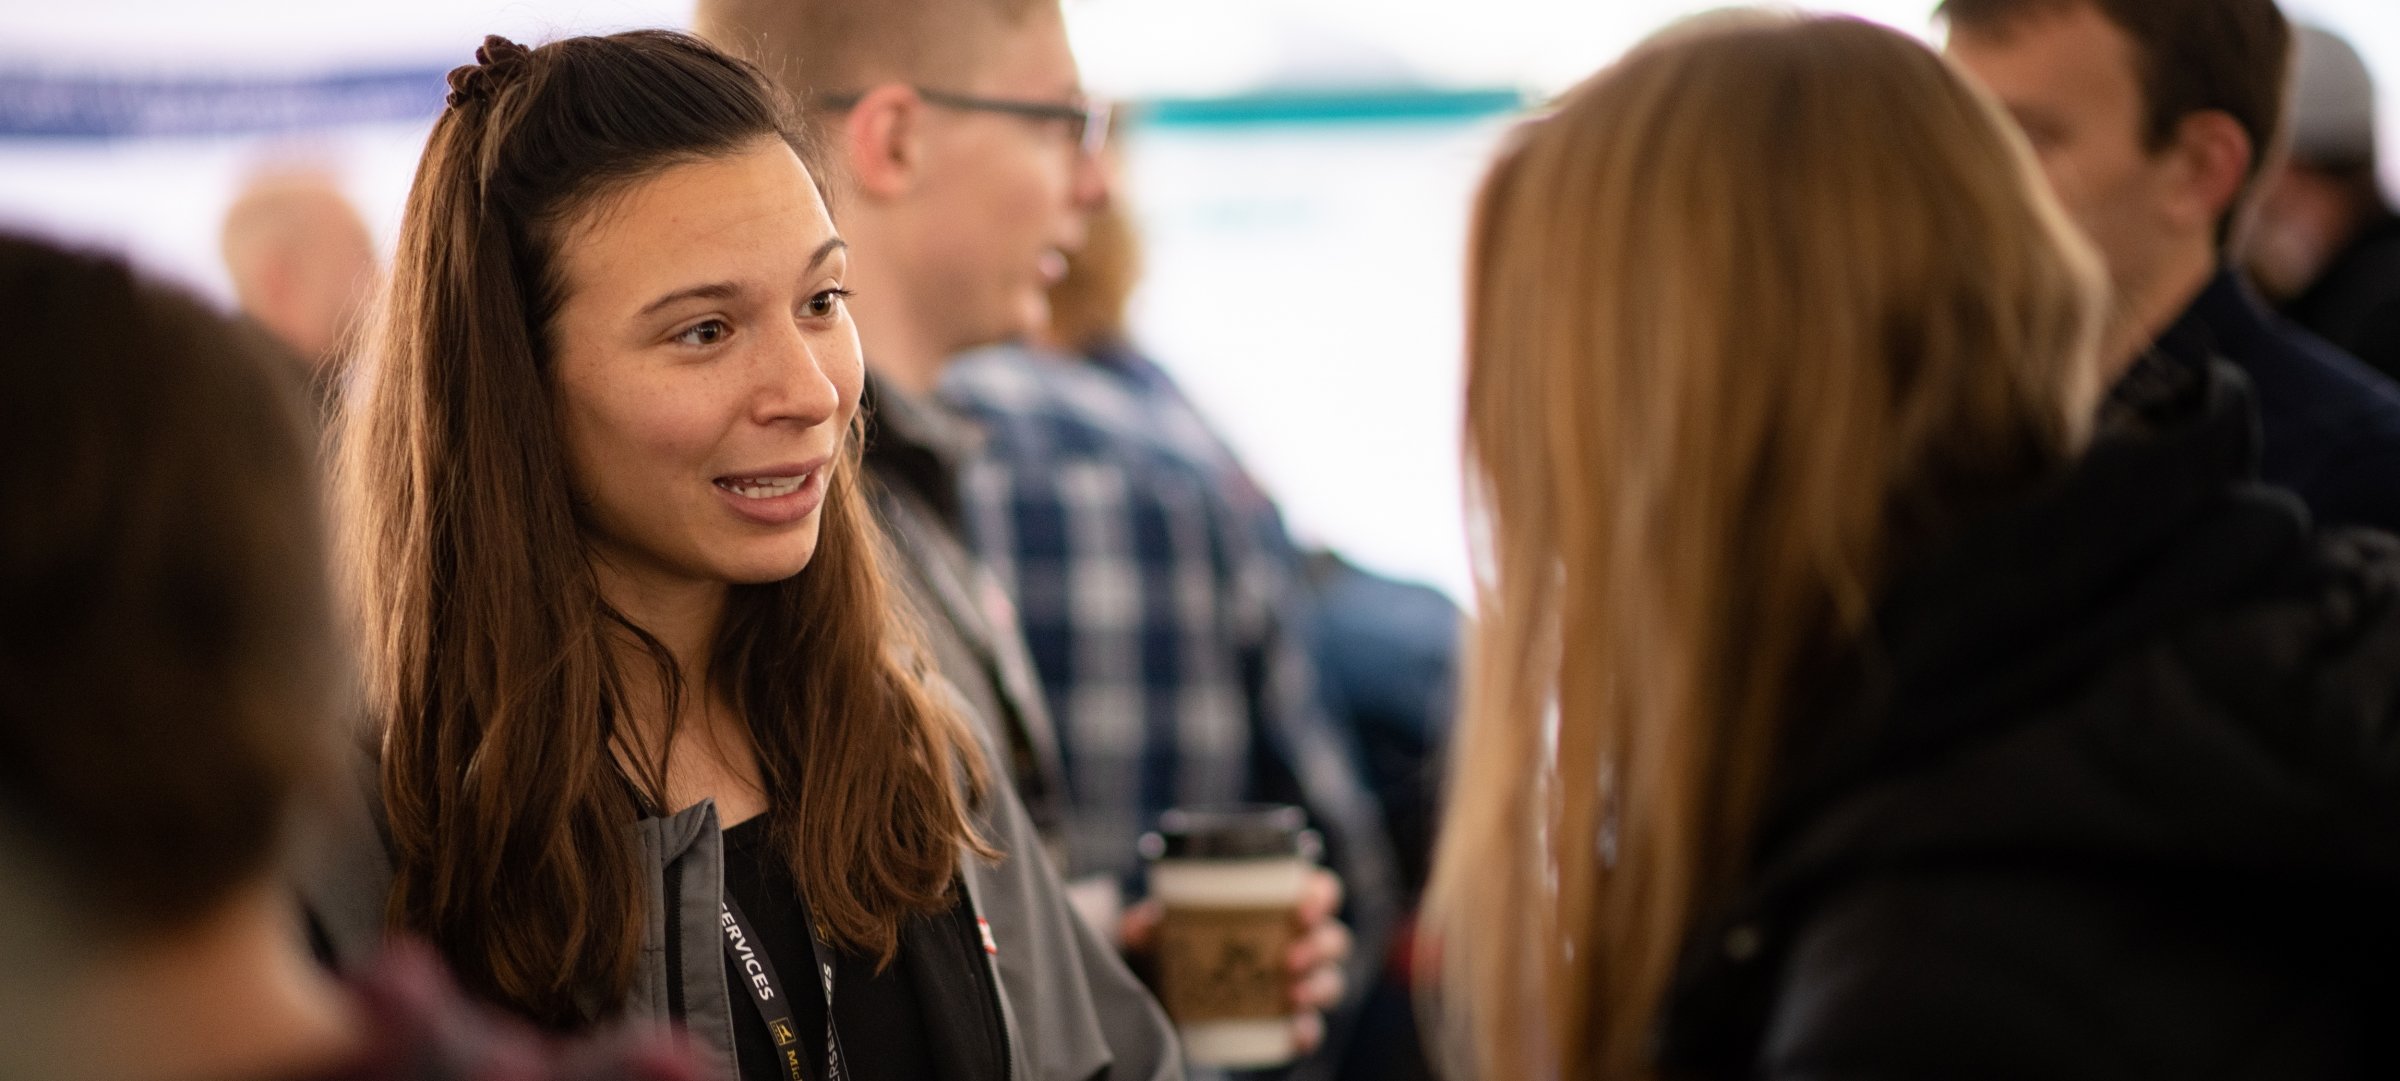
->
[1430, 12, 2106, 1080]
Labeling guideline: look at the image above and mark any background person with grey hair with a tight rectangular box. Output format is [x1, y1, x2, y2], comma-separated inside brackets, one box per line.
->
[2247, 24, 2400, 382]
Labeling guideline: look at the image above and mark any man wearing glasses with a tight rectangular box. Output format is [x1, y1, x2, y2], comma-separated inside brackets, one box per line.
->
[702, 0, 1109, 402]
[693, 2, 1354, 1075]
[696, 0, 1106, 849]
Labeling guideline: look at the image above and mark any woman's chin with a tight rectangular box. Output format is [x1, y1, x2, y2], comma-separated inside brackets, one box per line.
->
[718, 536, 822, 586]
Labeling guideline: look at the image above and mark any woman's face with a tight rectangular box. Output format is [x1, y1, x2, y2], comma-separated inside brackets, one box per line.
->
[548, 138, 861, 595]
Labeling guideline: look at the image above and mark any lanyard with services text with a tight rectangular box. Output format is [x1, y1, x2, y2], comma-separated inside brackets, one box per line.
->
[720, 894, 849, 1081]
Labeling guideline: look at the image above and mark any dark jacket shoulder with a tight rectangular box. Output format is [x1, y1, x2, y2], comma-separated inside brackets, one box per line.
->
[1657, 361, 2400, 1080]
[2284, 213, 2400, 383]
[2161, 267, 2400, 534]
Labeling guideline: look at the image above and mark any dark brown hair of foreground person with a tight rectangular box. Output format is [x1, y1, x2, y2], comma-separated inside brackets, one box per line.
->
[337, 30, 986, 1029]
[0, 234, 336, 939]
[1423, 12, 2104, 1080]
[1937, 0, 2291, 244]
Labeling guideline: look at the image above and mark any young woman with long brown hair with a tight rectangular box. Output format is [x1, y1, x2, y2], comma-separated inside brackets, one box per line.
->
[301, 31, 1176, 1081]
[1427, 11, 2400, 1080]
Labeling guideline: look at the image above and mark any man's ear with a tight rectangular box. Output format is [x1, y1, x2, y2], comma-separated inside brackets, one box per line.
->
[2162, 110, 2255, 239]
[842, 84, 925, 200]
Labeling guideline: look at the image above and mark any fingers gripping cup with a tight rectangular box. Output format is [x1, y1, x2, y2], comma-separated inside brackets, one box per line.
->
[1140, 804, 1320, 1070]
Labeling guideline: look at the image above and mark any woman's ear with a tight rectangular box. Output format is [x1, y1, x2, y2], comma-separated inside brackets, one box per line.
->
[842, 84, 925, 200]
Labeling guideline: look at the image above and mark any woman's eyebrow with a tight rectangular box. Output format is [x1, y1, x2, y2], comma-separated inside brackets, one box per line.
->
[635, 239, 845, 318]
[638, 280, 743, 318]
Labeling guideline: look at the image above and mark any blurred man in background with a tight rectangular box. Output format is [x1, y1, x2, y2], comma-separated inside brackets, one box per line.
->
[2246, 25, 2400, 382]
[219, 167, 378, 410]
[693, 0, 1364, 1069]
[1944, 0, 2400, 533]
[944, 184, 1418, 1077]
[696, 0, 1107, 865]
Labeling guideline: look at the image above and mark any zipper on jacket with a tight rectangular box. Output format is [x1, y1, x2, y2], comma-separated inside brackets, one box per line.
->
[960, 874, 1015, 1081]
[664, 860, 687, 1023]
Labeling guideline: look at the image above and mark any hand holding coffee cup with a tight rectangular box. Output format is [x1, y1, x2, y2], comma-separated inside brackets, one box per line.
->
[1134, 805, 1349, 1070]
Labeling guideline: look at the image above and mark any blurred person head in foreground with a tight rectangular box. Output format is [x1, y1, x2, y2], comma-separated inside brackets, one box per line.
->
[0, 235, 704, 1081]
[0, 231, 346, 1081]
[2245, 25, 2400, 378]
[220, 167, 379, 399]
[1429, 10, 2400, 1080]
[1942, 0, 2400, 535]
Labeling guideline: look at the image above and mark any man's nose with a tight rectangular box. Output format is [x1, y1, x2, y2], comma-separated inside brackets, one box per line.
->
[1070, 142, 1114, 212]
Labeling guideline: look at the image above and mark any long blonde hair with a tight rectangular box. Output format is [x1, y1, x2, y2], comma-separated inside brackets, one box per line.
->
[1424, 13, 2107, 1079]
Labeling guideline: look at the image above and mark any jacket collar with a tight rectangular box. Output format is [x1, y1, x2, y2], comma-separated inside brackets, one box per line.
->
[862, 369, 981, 530]
[640, 798, 720, 865]
[2149, 266, 2261, 375]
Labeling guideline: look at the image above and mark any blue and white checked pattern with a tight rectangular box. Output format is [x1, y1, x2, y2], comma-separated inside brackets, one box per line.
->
[942, 344, 1339, 884]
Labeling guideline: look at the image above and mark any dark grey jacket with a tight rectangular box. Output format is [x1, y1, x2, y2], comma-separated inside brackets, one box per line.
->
[298, 745, 1181, 1081]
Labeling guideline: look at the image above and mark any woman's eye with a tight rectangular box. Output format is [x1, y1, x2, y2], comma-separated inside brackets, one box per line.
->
[802, 289, 852, 319]
[674, 319, 731, 346]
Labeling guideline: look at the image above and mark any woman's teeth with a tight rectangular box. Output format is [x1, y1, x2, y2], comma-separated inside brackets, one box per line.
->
[716, 474, 806, 499]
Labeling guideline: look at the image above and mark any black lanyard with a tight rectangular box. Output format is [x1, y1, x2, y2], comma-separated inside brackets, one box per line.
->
[720, 894, 849, 1081]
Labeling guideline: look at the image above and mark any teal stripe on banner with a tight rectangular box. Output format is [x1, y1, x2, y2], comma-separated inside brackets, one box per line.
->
[0, 66, 1524, 140]
[1140, 87, 1527, 128]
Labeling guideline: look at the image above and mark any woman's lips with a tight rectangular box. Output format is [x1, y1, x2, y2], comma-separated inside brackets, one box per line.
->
[712, 462, 828, 526]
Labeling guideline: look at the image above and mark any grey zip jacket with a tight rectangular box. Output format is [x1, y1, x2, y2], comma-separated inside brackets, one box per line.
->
[297, 744, 1182, 1081]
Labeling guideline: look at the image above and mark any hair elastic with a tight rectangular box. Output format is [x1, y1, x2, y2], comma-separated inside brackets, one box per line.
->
[445, 35, 534, 109]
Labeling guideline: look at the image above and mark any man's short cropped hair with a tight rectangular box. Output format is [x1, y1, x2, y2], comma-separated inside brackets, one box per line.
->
[1938, 0, 2293, 238]
[694, 0, 1057, 102]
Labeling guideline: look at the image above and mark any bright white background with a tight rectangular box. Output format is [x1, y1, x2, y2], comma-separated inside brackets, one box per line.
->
[5, 0, 2398, 601]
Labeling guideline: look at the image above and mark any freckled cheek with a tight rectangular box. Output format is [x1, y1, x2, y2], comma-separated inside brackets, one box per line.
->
[579, 388, 736, 494]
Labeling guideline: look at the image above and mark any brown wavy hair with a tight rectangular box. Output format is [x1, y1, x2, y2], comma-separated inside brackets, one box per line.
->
[335, 30, 987, 1028]
[1424, 12, 2105, 1080]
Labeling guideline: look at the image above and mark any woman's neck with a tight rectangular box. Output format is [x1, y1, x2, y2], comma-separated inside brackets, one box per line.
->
[72, 886, 358, 1081]
[588, 553, 728, 678]
[589, 556, 766, 824]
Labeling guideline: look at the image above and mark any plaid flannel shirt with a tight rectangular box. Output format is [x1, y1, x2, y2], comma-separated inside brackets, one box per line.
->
[940, 344, 1398, 915]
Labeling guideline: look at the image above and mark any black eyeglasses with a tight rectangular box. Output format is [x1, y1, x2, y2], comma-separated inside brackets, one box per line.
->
[818, 88, 1114, 158]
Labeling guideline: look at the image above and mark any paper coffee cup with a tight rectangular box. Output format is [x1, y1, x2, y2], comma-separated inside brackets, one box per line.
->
[1140, 804, 1320, 1070]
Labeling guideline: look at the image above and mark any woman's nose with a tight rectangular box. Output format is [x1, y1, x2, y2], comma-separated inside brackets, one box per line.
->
[754, 321, 843, 427]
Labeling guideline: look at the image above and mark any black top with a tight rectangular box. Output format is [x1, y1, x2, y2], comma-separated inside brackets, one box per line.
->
[1656, 357, 2400, 1079]
[720, 816, 945, 1081]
